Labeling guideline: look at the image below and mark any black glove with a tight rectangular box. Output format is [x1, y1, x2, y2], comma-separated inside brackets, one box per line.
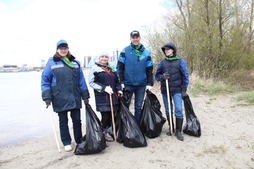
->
[84, 99, 89, 105]
[182, 92, 188, 99]
[161, 72, 170, 80]
[45, 99, 51, 108]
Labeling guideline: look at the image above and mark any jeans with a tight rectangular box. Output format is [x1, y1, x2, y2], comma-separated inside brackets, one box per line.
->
[162, 93, 183, 119]
[58, 109, 82, 146]
[125, 85, 146, 123]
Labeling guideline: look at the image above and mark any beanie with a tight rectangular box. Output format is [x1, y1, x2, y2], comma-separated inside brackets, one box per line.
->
[56, 39, 68, 49]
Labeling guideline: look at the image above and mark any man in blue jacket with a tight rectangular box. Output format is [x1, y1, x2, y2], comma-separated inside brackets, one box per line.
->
[155, 42, 189, 141]
[117, 30, 154, 123]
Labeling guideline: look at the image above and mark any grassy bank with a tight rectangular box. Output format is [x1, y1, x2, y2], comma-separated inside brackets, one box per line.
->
[188, 75, 254, 105]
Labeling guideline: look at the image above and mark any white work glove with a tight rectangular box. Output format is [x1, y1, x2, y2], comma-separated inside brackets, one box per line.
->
[121, 84, 125, 90]
[105, 86, 113, 94]
[146, 85, 153, 91]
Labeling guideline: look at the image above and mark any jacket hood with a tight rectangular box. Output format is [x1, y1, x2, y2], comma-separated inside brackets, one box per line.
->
[161, 42, 177, 56]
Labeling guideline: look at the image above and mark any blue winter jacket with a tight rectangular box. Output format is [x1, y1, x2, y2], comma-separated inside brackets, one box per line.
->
[117, 43, 154, 86]
[41, 55, 89, 112]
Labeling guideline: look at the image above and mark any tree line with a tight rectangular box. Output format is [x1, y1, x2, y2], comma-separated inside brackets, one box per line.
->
[145, 0, 254, 79]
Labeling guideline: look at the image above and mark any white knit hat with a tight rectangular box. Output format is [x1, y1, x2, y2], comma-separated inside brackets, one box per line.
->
[98, 52, 110, 57]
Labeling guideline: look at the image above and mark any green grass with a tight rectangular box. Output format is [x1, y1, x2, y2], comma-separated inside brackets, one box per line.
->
[188, 75, 254, 105]
[189, 77, 240, 96]
[237, 91, 254, 104]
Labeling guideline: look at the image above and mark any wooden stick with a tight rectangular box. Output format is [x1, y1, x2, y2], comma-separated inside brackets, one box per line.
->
[109, 94, 117, 141]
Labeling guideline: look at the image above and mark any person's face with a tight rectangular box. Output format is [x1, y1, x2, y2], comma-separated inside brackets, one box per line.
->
[99, 55, 109, 65]
[57, 47, 69, 57]
[130, 35, 141, 45]
[165, 47, 174, 57]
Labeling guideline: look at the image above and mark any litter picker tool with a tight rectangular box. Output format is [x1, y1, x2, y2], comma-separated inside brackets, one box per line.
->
[47, 105, 61, 152]
[165, 79, 173, 135]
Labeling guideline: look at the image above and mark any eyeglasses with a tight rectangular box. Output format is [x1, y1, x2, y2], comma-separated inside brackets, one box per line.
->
[58, 47, 69, 50]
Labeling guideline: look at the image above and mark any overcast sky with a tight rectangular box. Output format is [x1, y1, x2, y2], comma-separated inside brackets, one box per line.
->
[0, 0, 170, 66]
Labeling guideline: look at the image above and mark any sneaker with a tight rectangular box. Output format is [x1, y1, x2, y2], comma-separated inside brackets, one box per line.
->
[64, 145, 72, 152]
[104, 133, 114, 142]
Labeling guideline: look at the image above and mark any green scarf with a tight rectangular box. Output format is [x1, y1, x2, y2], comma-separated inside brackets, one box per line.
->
[165, 56, 179, 61]
[105, 65, 115, 72]
[130, 43, 142, 57]
[62, 57, 75, 68]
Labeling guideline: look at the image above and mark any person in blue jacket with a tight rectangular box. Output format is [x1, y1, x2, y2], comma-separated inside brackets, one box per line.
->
[155, 42, 189, 141]
[117, 30, 154, 123]
[41, 39, 90, 151]
[89, 52, 122, 142]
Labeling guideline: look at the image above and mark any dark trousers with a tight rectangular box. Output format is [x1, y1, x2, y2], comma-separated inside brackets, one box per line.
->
[125, 85, 146, 123]
[100, 111, 112, 129]
[58, 109, 82, 146]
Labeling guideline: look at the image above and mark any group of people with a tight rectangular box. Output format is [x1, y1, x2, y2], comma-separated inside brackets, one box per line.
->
[41, 30, 189, 152]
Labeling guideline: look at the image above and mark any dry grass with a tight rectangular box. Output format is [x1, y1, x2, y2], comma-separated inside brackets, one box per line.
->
[227, 70, 254, 90]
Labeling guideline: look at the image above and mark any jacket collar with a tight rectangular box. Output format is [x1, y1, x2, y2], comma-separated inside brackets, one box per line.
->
[53, 54, 75, 62]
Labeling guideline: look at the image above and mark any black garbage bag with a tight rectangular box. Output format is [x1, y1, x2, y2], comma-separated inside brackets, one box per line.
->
[140, 90, 166, 138]
[115, 88, 131, 143]
[122, 88, 132, 106]
[183, 94, 201, 137]
[116, 96, 147, 148]
[115, 108, 124, 143]
[74, 103, 106, 155]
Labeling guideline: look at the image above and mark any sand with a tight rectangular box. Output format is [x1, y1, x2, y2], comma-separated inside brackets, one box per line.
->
[0, 90, 254, 169]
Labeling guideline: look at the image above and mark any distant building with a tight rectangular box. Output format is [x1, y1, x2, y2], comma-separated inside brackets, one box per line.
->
[1, 65, 18, 72]
[83, 55, 92, 68]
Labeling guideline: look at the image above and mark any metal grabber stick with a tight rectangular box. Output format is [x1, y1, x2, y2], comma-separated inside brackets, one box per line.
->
[48, 105, 61, 152]
[165, 79, 173, 135]
[109, 94, 117, 141]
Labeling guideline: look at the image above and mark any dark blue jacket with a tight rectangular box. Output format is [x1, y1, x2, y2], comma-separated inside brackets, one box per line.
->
[155, 42, 189, 94]
[41, 55, 89, 112]
[117, 43, 154, 86]
[89, 63, 121, 112]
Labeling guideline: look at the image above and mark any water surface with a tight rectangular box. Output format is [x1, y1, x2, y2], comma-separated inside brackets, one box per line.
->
[0, 70, 96, 147]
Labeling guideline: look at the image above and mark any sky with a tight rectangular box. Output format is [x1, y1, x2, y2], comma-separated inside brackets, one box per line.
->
[0, 0, 170, 67]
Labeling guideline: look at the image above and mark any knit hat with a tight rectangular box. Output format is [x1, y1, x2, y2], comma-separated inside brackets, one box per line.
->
[98, 52, 110, 57]
[56, 39, 68, 49]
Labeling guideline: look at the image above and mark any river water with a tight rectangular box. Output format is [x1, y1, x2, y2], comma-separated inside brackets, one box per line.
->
[0, 70, 97, 147]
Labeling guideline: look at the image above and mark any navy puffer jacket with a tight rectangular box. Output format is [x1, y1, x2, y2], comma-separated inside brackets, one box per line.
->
[89, 63, 121, 112]
[155, 42, 189, 94]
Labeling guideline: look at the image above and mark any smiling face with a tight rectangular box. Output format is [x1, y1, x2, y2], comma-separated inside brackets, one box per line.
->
[130, 35, 141, 46]
[57, 47, 69, 57]
[164, 47, 174, 57]
[99, 55, 109, 65]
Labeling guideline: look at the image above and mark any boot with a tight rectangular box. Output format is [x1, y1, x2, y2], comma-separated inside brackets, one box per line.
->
[175, 118, 184, 141]
[166, 114, 175, 136]
[103, 128, 114, 142]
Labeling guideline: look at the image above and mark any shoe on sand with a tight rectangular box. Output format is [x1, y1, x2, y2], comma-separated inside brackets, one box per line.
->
[104, 133, 114, 142]
[64, 145, 72, 152]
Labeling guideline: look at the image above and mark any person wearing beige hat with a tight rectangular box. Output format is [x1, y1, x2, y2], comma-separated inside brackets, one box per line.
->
[89, 52, 122, 142]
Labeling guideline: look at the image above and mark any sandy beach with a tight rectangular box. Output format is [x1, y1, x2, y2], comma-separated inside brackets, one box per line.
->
[0, 89, 254, 169]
